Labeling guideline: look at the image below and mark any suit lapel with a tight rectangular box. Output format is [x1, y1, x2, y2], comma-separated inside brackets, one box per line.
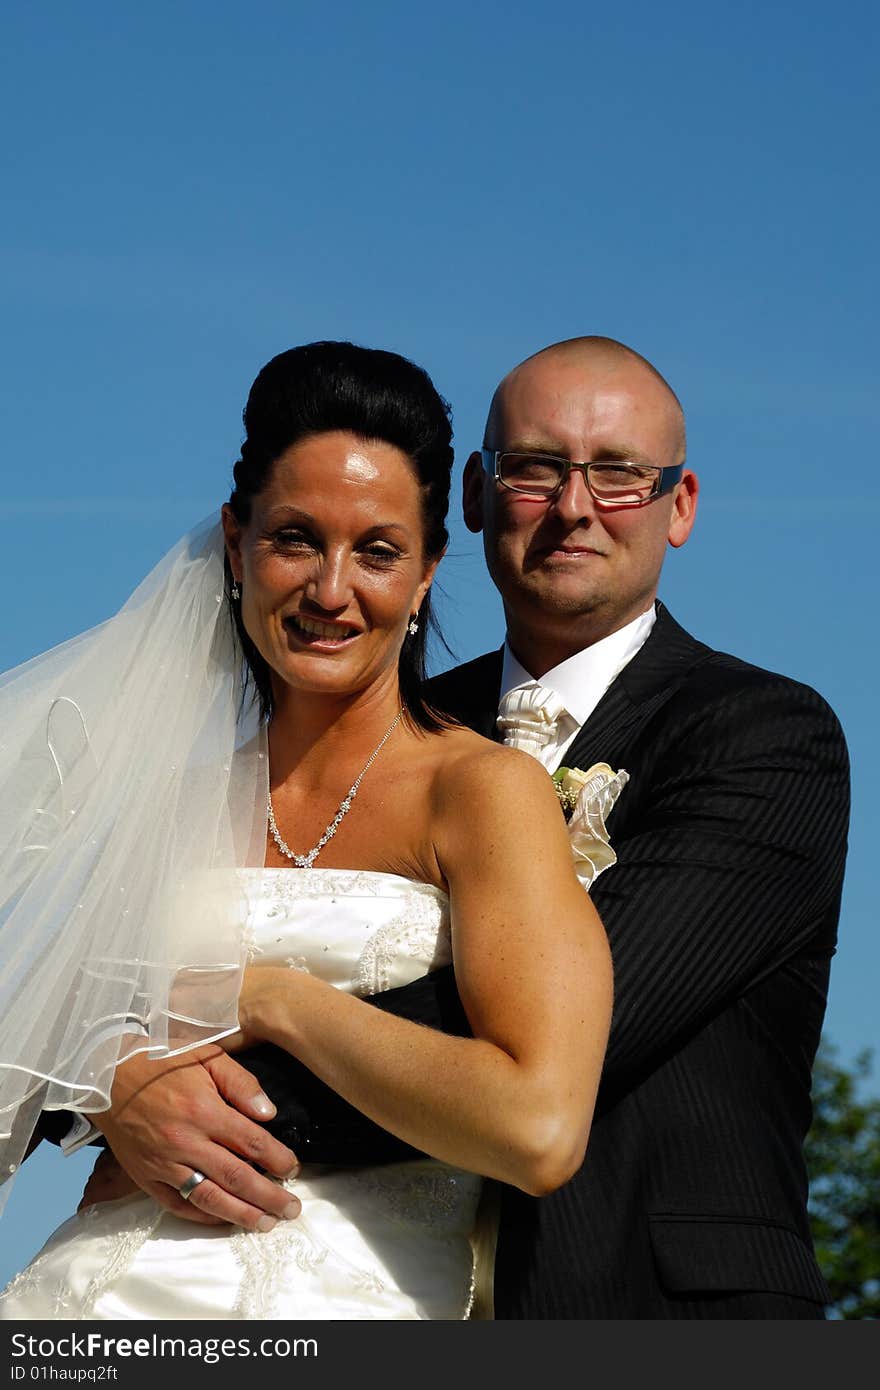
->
[563, 680, 636, 771]
[557, 606, 713, 771]
[430, 610, 712, 763]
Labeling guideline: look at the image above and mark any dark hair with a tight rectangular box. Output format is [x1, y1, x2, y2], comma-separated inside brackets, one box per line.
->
[226, 341, 453, 730]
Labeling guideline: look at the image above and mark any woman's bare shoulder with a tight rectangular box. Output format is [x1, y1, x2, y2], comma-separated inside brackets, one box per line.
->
[425, 729, 578, 901]
[427, 726, 558, 811]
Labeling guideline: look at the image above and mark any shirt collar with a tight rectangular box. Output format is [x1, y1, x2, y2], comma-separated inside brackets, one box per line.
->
[500, 605, 657, 727]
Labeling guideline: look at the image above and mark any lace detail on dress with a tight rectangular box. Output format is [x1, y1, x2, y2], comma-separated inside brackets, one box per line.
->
[0, 1198, 163, 1320]
[346, 1162, 481, 1235]
[232, 1220, 328, 1320]
[255, 866, 447, 909]
[0, 1244, 75, 1318]
[229, 1184, 385, 1321]
[354, 895, 452, 996]
[79, 1201, 165, 1318]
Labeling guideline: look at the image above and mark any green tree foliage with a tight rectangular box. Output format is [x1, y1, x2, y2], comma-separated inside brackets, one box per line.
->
[806, 1043, 880, 1318]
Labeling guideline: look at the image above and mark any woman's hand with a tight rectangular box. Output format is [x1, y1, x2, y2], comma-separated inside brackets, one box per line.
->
[220, 965, 302, 1054]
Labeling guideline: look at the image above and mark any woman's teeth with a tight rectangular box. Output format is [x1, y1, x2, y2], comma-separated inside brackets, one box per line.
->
[289, 616, 356, 640]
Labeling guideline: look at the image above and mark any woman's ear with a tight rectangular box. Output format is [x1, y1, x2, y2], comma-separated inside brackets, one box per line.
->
[415, 549, 444, 610]
[221, 504, 244, 582]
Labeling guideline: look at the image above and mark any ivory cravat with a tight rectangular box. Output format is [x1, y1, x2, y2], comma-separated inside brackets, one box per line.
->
[496, 684, 568, 763]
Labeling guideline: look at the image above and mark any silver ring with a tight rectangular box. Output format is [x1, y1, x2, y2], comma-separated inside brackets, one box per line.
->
[178, 1170, 207, 1201]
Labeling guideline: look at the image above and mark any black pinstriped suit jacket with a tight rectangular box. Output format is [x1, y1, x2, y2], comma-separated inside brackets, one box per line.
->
[236, 606, 851, 1317]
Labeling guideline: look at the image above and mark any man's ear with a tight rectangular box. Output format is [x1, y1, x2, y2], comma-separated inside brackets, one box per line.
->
[668, 470, 698, 549]
[462, 452, 486, 534]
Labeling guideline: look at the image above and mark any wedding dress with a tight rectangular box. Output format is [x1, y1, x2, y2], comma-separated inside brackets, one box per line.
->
[0, 868, 485, 1321]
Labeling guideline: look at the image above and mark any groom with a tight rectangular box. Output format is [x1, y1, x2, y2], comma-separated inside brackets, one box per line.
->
[421, 337, 849, 1316]
[75, 336, 849, 1318]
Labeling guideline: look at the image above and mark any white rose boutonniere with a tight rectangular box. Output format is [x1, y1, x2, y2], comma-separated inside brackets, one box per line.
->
[552, 762, 629, 891]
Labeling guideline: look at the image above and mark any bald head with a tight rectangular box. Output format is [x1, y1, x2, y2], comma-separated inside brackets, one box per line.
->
[464, 333, 698, 672]
[485, 336, 686, 468]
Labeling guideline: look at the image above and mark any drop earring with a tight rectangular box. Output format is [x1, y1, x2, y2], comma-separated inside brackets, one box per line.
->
[407, 616, 419, 636]
[231, 582, 241, 601]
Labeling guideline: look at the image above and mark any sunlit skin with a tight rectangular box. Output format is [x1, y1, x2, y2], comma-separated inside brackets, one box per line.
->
[79, 411, 614, 1226]
[222, 431, 439, 731]
[463, 342, 699, 677]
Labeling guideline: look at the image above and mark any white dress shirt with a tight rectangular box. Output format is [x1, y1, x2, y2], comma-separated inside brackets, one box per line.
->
[499, 606, 657, 770]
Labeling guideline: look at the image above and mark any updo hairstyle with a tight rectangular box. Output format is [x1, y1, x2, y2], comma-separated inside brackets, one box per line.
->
[227, 340, 453, 730]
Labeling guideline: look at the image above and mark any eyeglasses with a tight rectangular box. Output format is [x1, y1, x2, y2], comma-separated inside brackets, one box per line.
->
[481, 449, 684, 507]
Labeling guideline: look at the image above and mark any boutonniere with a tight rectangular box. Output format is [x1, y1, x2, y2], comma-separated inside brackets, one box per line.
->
[551, 762, 630, 891]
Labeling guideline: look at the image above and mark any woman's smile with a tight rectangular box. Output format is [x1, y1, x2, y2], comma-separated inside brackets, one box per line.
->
[283, 613, 361, 646]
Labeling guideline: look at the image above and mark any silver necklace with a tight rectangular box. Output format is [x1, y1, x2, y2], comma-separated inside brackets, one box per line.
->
[267, 708, 404, 869]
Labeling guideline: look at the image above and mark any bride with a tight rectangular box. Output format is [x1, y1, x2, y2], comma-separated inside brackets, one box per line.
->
[0, 341, 613, 1320]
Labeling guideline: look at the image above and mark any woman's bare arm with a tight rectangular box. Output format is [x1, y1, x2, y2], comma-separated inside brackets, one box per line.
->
[235, 746, 613, 1195]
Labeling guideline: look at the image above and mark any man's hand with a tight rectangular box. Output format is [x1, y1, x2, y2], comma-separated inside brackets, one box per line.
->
[91, 1044, 301, 1232]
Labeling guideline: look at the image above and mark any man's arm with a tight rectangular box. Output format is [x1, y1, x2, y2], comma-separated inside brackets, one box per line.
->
[592, 667, 849, 1100]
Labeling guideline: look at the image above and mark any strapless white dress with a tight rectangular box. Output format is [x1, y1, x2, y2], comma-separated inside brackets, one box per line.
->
[0, 869, 486, 1321]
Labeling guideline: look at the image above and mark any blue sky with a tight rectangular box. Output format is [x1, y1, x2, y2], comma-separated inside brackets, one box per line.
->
[1, 1, 877, 1284]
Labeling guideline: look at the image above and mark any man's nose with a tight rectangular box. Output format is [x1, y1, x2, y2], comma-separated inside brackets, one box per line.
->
[550, 467, 596, 526]
[305, 553, 352, 611]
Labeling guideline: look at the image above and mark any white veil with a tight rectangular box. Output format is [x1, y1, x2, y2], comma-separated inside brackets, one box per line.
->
[0, 518, 267, 1203]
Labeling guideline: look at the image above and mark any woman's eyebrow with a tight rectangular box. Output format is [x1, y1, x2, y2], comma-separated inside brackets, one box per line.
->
[261, 507, 411, 537]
